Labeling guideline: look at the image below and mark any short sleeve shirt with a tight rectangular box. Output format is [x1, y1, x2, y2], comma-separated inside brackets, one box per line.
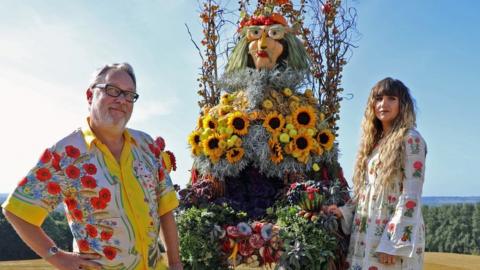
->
[2, 123, 179, 270]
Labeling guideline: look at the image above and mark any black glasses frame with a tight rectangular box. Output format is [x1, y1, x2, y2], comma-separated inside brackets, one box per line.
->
[94, 83, 139, 103]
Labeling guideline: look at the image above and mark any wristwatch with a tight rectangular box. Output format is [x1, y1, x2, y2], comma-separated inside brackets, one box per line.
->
[45, 246, 59, 258]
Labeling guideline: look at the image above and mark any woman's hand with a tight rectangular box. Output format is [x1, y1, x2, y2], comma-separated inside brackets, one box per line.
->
[323, 205, 343, 219]
[377, 252, 397, 265]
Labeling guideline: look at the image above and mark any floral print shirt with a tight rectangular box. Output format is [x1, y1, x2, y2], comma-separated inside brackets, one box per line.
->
[2, 124, 178, 270]
[340, 129, 427, 270]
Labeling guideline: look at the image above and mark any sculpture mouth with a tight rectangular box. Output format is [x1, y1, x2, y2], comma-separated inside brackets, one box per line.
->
[256, 51, 269, 58]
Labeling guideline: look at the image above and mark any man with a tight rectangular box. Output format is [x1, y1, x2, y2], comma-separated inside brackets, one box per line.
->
[2, 63, 183, 270]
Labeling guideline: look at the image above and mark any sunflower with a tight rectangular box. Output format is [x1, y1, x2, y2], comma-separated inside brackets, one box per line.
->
[268, 138, 283, 164]
[226, 147, 245, 164]
[196, 116, 204, 129]
[227, 111, 250, 135]
[202, 115, 218, 130]
[203, 133, 224, 163]
[292, 106, 317, 129]
[291, 131, 315, 163]
[316, 129, 335, 151]
[188, 130, 203, 156]
[263, 111, 285, 135]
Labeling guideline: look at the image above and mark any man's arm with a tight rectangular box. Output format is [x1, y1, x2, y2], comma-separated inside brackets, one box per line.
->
[2, 208, 101, 270]
[160, 211, 183, 270]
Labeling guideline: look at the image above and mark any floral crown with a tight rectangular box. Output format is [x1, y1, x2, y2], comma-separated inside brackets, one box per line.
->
[237, 0, 290, 32]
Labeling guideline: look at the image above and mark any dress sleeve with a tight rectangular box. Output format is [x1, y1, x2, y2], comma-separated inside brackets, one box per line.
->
[376, 131, 427, 257]
[1, 146, 66, 227]
[339, 202, 356, 235]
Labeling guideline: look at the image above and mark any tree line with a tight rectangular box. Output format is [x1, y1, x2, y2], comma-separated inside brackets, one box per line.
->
[1, 203, 479, 260]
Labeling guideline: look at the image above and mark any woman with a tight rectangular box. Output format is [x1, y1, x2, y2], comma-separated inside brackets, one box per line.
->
[328, 78, 427, 269]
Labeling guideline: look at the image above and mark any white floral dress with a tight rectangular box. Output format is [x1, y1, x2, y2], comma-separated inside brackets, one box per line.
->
[340, 129, 427, 270]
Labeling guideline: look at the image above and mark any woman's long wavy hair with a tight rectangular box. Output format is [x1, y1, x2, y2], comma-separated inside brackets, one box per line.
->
[352, 78, 417, 200]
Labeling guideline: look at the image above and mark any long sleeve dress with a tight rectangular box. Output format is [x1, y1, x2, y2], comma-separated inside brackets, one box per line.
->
[340, 129, 427, 270]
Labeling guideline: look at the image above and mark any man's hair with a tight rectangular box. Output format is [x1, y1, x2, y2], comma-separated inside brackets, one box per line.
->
[89, 62, 136, 88]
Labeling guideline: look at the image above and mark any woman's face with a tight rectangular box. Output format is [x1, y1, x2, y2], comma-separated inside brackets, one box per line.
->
[374, 94, 400, 130]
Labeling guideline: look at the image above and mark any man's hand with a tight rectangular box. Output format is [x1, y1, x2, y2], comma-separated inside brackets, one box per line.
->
[377, 252, 397, 265]
[45, 250, 102, 270]
[323, 204, 343, 219]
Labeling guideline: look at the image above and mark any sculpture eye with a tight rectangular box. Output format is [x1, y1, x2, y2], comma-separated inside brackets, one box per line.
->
[247, 27, 263, 40]
[268, 26, 285, 40]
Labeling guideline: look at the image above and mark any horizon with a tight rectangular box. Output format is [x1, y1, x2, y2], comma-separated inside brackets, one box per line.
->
[1, 1, 479, 196]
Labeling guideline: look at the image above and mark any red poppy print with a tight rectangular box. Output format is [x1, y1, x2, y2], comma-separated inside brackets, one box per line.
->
[78, 239, 90, 252]
[148, 143, 160, 158]
[65, 198, 77, 210]
[47, 182, 61, 195]
[52, 152, 61, 171]
[86, 224, 98, 238]
[65, 145, 80, 159]
[158, 168, 165, 181]
[18, 177, 28, 187]
[65, 165, 80, 179]
[387, 223, 395, 240]
[81, 175, 97, 189]
[99, 188, 111, 203]
[82, 163, 97, 175]
[413, 161, 423, 177]
[101, 231, 113, 241]
[103, 246, 117, 260]
[155, 136, 165, 151]
[40, 149, 52, 163]
[36, 168, 52, 181]
[91, 197, 107, 210]
[404, 200, 417, 217]
[165, 150, 177, 171]
[72, 209, 83, 221]
[401, 225, 413, 242]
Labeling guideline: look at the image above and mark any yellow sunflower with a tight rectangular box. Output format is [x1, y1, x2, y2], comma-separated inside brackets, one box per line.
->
[227, 111, 250, 135]
[263, 111, 285, 135]
[268, 138, 283, 164]
[226, 147, 245, 164]
[291, 131, 315, 163]
[292, 105, 317, 129]
[197, 116, 204, 129]
[316, 129, 335, 151]
[202, 115, 218, 130]
[203, 133, 224, 163]
[188, 130, 203, 156]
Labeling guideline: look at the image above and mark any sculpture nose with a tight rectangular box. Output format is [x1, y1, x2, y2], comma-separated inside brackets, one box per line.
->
[259, 31, 267, 50]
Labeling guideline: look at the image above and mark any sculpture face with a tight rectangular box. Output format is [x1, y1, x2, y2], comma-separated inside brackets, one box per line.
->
[246, 25, 285, 70]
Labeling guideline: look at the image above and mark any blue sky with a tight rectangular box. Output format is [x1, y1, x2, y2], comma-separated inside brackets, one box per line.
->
[0, 1, 478, 196]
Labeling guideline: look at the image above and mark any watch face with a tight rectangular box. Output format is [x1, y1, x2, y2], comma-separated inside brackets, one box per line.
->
[49, 246, 59, 255]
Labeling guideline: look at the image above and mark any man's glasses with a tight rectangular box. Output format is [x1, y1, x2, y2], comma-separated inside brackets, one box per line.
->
[94, 84, 139, 103]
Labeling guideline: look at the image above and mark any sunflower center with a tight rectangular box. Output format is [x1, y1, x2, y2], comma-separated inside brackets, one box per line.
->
[296, 137, 308, 150]
[268, 117, 281, 130]
[194, 135, 200, 144]
[231, 149, 240, 157]
[319, 133, 329, 144]
[208, 121, 216, 129]
[208, 138, 219, 149]
[233, 117, 245, 130]
[297, 112, 311, 125]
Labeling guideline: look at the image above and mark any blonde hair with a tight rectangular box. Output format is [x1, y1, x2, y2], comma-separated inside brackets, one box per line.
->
[352, 78, 416, 200]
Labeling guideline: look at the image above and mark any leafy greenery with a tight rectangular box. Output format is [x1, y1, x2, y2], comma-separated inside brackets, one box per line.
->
[176, 203, 247, 269]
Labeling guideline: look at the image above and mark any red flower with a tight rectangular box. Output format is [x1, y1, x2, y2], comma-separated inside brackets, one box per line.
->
[72, 209, 83, 221]
[406, 200, 416, 209]
[81, 176, 97, 189]
[36, 168, 52, 181]
[91, 197, 107, 210]
[99, 188, 111, 203]
[413, 161, 423, 170]
[65, 145, 80, 159]
[101, 231, 113, 241]
[148, 143, 160, 158]
[40, 149, 52, 163]
[308, 192, 315, 201]
[249, 233, 265, 249]
[47, 182, 61, 195]
[415, 137, 420, 143]
[65, 198, 77, 210]
[388, 223, 395, 232]
[158, 168, 165, 181]
[238, 240, 254, 257]
[78, 239, 90, 252]
[82, 163, 97, 175]
[18, 177, 28, 187]
[103, 246, 117, 260]
[165, 151, 177, 171]
[155, 136, 165, 151]
[86, 224, 98, 238]
[52, 152, 61, 171]
[226, 226, 240, 238]
[407, 138, 413, 144]
[65, 165, 80, 179]
[252, 221, 263, 233]
[375, 218, 381, 225]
